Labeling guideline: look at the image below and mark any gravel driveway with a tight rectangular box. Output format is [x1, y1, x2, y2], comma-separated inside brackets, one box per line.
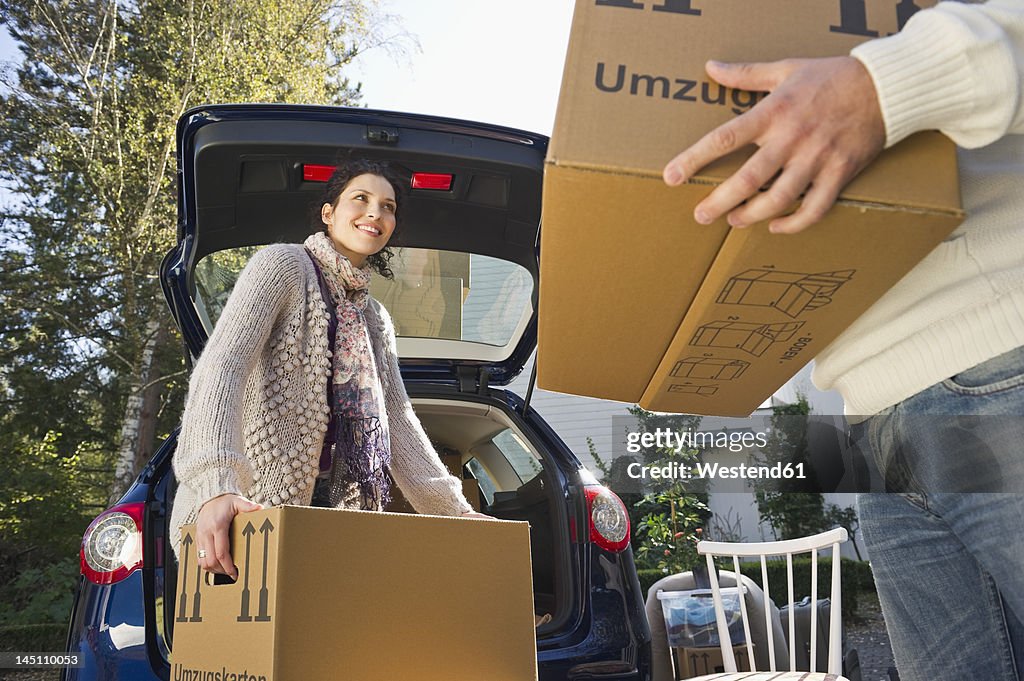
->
[2, 596, 899, 681]
[847, 593, 897, 681]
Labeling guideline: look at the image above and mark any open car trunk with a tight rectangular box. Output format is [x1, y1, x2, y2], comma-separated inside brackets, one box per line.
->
[159, 104, 573, 651]
[164, 104, 546, 385]
[403, 397, 572, 630]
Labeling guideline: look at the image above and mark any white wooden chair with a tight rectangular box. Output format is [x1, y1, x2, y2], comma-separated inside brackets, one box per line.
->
[690, 527, 850, 681]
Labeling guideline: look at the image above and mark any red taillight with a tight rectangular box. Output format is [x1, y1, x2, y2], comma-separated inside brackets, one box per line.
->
[302, 164, 336, 182]
[80, 503, 145, 585]
[584, 486, 630, 553]
[411, 172, 453, 191]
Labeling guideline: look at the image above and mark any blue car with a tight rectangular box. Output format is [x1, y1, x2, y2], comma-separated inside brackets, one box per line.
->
[63, 104, 652, 681]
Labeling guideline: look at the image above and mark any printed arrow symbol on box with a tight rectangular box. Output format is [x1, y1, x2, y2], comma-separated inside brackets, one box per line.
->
[237, 522, 255, 622]
[255, 517, 274, 622]
[177, 534, 192, 622]
[190, 537, 204, 622]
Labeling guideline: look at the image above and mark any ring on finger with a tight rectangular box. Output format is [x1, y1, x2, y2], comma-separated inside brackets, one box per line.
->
[198, 549, 208, 559]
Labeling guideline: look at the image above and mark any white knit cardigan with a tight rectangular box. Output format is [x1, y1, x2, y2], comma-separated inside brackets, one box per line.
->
[169, 244, 471, 557]
[813, 0, 1024, 415]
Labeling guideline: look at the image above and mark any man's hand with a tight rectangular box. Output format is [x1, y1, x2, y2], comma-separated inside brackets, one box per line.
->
[195, 493, 264, 579]
[662, 56, 885, 234]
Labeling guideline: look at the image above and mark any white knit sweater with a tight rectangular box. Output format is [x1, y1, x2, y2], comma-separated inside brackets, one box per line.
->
[170, 244, 471, 557]
[811, 0, 1024, 416]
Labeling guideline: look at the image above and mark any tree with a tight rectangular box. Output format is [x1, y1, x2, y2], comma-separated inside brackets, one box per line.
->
[0, 431, 110, 572]
[824, 503, 862, 560]
[0, 0, 408, 583]
[754, 395, 831, 540]
[590, 406, 710, 573]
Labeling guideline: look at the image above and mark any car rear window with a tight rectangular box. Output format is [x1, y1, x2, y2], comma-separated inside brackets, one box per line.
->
[193, 246, 533, 355]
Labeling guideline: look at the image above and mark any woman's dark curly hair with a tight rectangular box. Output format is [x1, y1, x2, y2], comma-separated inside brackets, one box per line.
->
[310, 158, 408, 279]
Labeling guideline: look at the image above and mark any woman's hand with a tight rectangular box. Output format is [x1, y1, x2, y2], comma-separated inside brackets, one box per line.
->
[195, 493, 264, 578]
[461, 510, 492, 520]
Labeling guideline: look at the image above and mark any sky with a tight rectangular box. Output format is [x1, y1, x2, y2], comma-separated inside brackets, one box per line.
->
[350, 1, 576, 135]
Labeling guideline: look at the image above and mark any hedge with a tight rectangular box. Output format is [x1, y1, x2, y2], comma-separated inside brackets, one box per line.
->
[0, 623, 68, 652]
[639, 557, 875, 622]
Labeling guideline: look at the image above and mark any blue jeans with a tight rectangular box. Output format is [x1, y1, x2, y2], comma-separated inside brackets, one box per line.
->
[852, 344, 1024, 681]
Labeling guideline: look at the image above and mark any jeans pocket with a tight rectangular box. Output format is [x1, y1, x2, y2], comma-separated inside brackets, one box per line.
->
[897, 492, 928, 511]
[941, 345, 1024, 396]
[861, 410, 924, 495]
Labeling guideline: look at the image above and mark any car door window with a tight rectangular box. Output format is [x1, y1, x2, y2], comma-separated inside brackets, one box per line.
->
[491, 429, 543, 483]
[465, 458, 498, 505]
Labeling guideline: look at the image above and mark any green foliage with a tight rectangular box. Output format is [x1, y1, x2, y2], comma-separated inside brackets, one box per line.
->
[0, 623, 68, 652]
[754, 396, 833, 539]
[633, 494, 708, 574]
[0, 557, 80, 626]
[735, 556, 875, 622]
[587, 436, 610, 481]
[1, 0, 401, 625]
[0, 0, 392, 482]
[757, 492, 829, 540]
[613, 406, 711, 573]
[637, 568, 667, 599]
[823, 504, 863, 560]
[0, 432, 110, 569]
[750, 396, 862, 554]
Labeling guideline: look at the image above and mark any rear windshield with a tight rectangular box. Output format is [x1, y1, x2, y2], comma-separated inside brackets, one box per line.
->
[194, 246, 533, 357]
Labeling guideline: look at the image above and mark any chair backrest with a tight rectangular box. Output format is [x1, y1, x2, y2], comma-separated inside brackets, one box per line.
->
[696, 527, 849, 675]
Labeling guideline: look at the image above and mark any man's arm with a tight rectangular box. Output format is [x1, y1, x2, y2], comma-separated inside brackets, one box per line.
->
[663, 1, 1024, 235]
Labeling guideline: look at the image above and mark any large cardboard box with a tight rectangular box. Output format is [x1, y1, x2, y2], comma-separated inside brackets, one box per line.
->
[463, 478, 483, 511]
[538, 0, 963, 416]
[173, 506, 536, 681]
[371, 250, 470, 341]
[441, 452, 464, 477]
[386, 477, 481, 512]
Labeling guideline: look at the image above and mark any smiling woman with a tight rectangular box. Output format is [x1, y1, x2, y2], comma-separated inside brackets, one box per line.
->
[169, 158, 485, 579]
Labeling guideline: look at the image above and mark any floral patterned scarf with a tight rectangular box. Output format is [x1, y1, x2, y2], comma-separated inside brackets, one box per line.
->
[304, 231, 391, 510]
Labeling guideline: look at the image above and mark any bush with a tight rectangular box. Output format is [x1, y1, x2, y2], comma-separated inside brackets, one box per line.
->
[0, 433, 108, 569]
[638, 558, 876, 622]
[638, 568, 665, 598]
[0, 623, 68, 652]
[737, 556, 874, 621]
[0, 557, 80, 627]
